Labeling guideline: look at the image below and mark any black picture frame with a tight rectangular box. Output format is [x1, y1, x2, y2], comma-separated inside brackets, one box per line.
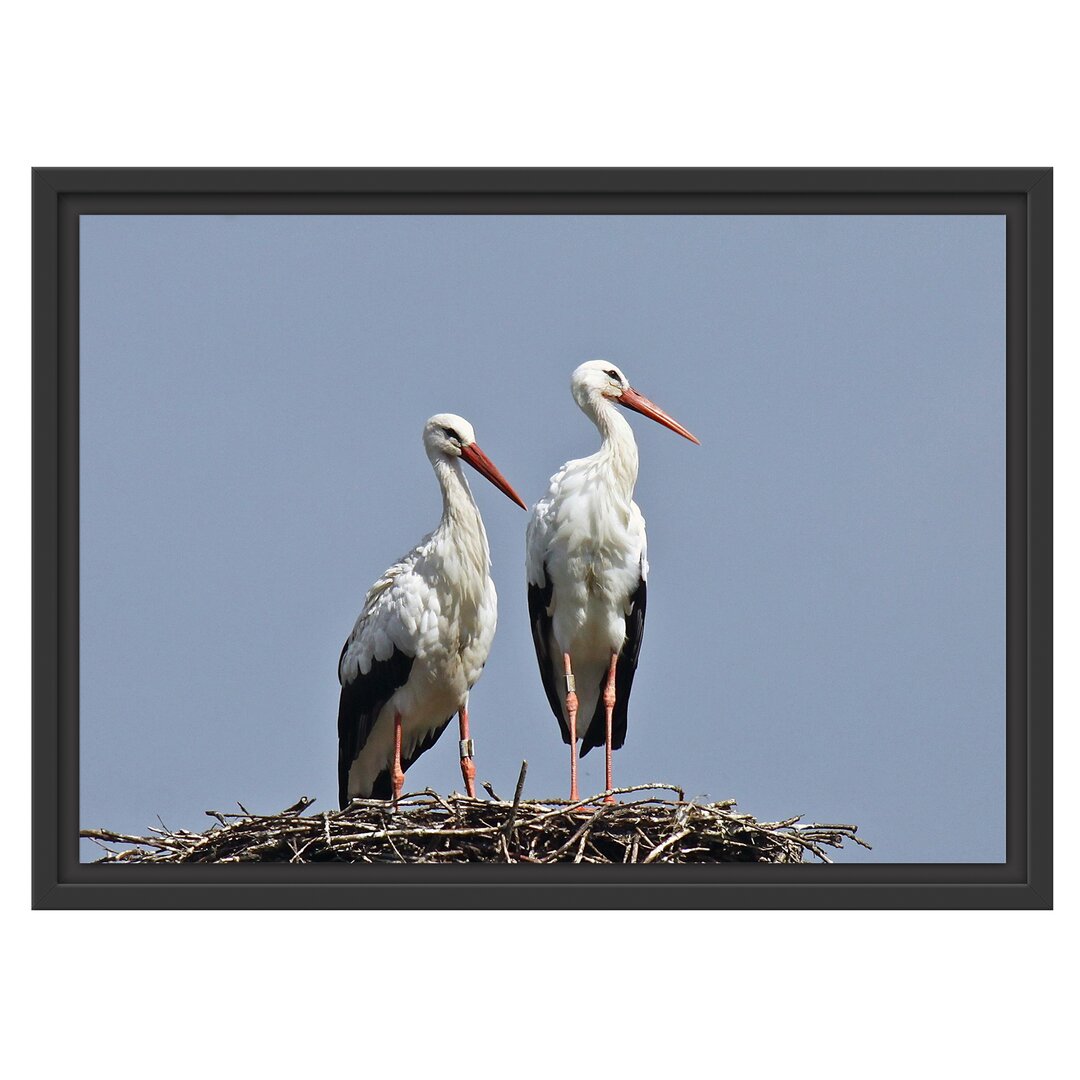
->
[32, 167, 1053, 910]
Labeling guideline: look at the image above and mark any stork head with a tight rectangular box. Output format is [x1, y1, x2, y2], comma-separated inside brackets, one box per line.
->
[423, 413, 527, 509]
[570, 360, 700, 444]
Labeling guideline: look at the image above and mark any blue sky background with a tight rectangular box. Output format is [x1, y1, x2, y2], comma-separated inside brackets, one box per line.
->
[79, 213, 1004, 862]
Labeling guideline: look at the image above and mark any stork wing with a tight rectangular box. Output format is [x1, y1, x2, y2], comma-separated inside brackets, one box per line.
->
[580, 570, 647, 757]
[527, 565, 572, 745]
[337, 641, 414, 808]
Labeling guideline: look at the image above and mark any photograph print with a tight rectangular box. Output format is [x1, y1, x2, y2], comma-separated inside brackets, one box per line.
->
[74, 206, 1008, 872]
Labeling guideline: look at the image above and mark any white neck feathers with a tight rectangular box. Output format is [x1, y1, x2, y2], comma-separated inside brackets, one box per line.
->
[431, 456, 491, 573]
[581, 394, 639, 500]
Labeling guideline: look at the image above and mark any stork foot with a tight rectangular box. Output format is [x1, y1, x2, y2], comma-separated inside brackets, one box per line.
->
[391, 767, 405, 805]
[459, 755, 477, 799]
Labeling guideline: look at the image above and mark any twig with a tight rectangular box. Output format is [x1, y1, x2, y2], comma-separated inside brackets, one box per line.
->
[512, 761, 528, 806]
[80, 787, 868, 865]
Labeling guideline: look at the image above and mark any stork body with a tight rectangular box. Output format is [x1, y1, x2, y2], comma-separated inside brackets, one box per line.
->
[526, 362, 698, 802]
[338, 414, 525, 806]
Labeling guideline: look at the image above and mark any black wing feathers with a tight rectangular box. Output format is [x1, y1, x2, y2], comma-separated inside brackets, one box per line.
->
[580, 574, 647, 756]
[528, 570, 572, 744]
[337, 645, 414, 808]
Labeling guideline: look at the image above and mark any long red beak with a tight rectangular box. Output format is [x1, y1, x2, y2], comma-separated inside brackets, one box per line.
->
[617, 386, 701, 444]
[460, 443, 528, 509]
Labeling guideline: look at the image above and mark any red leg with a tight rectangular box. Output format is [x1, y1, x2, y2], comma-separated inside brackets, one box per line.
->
[564, 652, 580, 803]
[390, 711, 405, 804]
[458, 704, 476, 798]
[602, 652, 618, 804]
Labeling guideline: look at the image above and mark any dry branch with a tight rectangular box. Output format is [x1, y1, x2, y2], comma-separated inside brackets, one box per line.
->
[81, 773, 869, 865]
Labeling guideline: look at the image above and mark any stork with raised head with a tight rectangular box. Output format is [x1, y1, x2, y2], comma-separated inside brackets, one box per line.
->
[337, 414, 526, 807]
[526, 361, 699, 803]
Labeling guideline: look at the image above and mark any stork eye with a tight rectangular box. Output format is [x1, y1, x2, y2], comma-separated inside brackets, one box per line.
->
[441, 427, 461, 442]
[605, 369, 620, 380]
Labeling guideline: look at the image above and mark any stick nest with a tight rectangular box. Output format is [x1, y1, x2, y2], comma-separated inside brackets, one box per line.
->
[81, 769, 869, 865]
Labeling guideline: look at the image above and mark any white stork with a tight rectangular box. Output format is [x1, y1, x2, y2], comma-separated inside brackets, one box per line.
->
[338, 414, 526, 807]
[526, 361, 699, 802]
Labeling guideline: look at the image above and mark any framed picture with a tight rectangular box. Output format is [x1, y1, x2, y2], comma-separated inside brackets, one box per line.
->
[32, 167, 1052, 908]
